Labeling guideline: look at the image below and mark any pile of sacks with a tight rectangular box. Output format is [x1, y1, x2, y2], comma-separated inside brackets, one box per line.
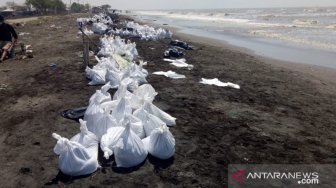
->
[77, 13, 114, 35]
[77, 13, 171, 41]
[53, 17, 176, 175]
[53, 82, 176, 176]
[110, 21, 172, 41]
[86, 35, 142, 86]
[77, 13, 114, 26]
[91, 13, 114, 25]
[97, 35, 138, 61]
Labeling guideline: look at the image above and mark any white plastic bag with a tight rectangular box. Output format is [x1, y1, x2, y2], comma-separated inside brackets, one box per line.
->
[129, 63, 148, 84]
[113, 121, 147, 168]
[133, 106, 150, 123]
[89, 82, 111, 105]
[119, 84, 157, 110]
[143, 114, 167, 136]
[88, 110, 118, 140]
[100, 100, 118, 113]
[100, 126, 125, 159]
[84, 97, 104, 129]
[86, 66, 106, 85]
[92, 22, 108, 34]
[125, 114, 146, 139]
[143, 102, 176, 126]
[111, 98, 132, 122]
[121, 77, 139, 92]
[112, 82, 140, 109]
[112, 83, 133, 101]
[105, 69, 121, 88]
[52, 120, 99, 176]
[71, 120, 99, 158]
[133, 84, 157, 105]
[142, 125, 175, 160]
[95, 56, 118, 71]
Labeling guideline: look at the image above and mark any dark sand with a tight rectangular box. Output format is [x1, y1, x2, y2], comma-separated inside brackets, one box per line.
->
[0, 14, 336, 187]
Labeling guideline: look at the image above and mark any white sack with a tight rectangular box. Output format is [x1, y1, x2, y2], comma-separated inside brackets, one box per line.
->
[143, 102, 176, 126]
[113, 82, 140, 109]
[94, 56, 118, 71]
[125, 114, 146, 139]
[142, 125, 175, 160]
[89, 82, 112, 105]
[113, 121, 147, 168]
[88, 111, 118, 140]
[71, 120, 99, 158]
[121, 77, 139, 92]
[105, 69, 121, 88]
[84, 96, 104, 129]
[86, 66, 106, 85]
[134, 84, 157, 102]
[143, 114, 167, 136]
[52, 120, 99, 176]
[111, 98, 132, 122]
[100, 100, 119, 113]
[133, 106, 150, 123]
[100, 126, 125, 159]
[92, 22, 108, 34]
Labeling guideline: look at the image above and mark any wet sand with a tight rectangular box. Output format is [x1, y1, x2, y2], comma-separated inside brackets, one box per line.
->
[0, 14, 335, 187]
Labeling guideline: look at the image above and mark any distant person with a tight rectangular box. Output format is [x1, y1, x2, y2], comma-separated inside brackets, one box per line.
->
[0, 15, 18, 62]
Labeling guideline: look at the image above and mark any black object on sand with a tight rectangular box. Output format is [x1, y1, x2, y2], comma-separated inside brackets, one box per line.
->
[170, 40, 193, 50]
[164, 47, 185, 58]
[61, 107, 87, 122]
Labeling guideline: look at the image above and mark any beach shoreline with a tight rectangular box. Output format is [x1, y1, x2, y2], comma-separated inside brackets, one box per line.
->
[133, 15, 336, 86]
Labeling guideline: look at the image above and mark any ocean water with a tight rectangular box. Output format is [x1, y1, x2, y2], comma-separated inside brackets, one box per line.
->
[131, 7, 336, 69]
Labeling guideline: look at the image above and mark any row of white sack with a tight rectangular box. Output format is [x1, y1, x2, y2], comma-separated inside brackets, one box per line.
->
[109, 27, 172, 41]
[87, 19, 172, 41]
[86, 58, 148, 86]
[78, 13, 113, 35]
[85, 36, 143, 86]
[98, 35, 139, 62]
[54, 21, 176, 176]
[124, 21, 172, 41]
[53, 118, 174, 176]
[77, 13, 113, 26]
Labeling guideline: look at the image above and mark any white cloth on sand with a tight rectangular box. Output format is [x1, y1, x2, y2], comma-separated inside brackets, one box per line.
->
[200, 78, 240, 89]
[153, 70, 186, 79]
[163, 58, 193, 70]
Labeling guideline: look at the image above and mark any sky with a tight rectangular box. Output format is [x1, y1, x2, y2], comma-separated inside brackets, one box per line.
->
[1, 0, 336, 10]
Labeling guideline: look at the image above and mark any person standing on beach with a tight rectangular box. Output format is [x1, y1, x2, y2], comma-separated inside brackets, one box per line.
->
[0, 15, 18, 63]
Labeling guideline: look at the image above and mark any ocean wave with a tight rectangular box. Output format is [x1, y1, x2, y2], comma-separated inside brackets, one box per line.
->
[137, 11, 250, 23]
[133, 7, 336, 52]
[249, 29, 336, 51]
[325, 24, 336, 29]
[293, 19, 319, 25]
